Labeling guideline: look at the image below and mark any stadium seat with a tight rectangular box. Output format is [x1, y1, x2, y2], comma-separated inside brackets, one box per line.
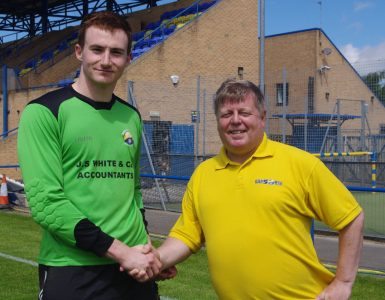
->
[57, 78, 74, 87]
[199, 0, 217, 12]
[152, 36, 165, 43]
[57, 41, 69, 51]
[164, 25, 176, 35]
[25, 59, 37, 69]
[40, 50, 54, 62]
[18, 68, 32, 76]
[181, 5, 198, 16]
[144, 30, 153, 39]
[133, 31, 145, 41]
[128, 2, 214, 59]
[145, 20, 161, 31]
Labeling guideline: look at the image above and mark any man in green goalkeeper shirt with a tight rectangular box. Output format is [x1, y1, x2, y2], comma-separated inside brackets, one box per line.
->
[18, 11, 161, 300]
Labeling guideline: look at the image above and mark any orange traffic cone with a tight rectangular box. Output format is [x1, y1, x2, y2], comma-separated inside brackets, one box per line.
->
[0, 175, 10, 209]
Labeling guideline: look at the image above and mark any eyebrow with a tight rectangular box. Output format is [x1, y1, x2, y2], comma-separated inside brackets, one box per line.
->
[89, 44, 126, 51]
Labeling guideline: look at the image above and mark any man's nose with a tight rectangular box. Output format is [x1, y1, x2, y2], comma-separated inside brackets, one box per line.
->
[101, 51, 111, 65]
[230, 112, 240, 123]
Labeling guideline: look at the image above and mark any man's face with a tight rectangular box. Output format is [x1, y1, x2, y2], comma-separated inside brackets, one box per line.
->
[75, 26, 130, 88]
[217, 93, 266, 163]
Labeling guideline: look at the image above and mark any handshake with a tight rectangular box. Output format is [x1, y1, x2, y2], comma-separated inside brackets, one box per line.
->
[106, 239, 177, 283]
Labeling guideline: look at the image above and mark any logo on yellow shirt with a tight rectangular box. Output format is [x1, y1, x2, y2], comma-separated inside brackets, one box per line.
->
[255, 179, 282, 186]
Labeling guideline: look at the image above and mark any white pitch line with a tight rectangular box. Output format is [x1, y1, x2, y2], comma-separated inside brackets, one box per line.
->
[0, 251, 38, 267]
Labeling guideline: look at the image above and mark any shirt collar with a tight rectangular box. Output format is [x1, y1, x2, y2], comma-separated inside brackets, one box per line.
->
[215, 133, 274, 170]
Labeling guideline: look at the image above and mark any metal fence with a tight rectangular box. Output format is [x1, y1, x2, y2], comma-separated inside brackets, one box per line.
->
[127, 60, 385, 240]
[130, 65, 385, 189]
[1, 59, 385, 240]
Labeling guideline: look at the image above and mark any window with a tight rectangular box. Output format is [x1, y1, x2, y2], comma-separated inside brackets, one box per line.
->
[380, 124, 385, 135]
[276, 83, 289, 106]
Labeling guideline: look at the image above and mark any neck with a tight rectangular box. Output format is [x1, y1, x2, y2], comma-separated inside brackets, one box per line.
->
[226, 149, 255, 165]
[72, 77, 115, 102]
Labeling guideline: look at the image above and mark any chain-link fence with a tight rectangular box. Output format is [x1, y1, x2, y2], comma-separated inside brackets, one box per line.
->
[127, 61, 385, 239]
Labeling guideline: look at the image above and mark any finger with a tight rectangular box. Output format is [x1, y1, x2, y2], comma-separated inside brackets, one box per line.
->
[142, 244, 152, 253]
[157, 270, 172, 281]
[134, 270, 149, 282]
[146, 267, 154, 279]
[129, 268, 140, 276]
[151, 258, 161, 273]
[168, 266, 178, 278]
[154, 256, 162, 269]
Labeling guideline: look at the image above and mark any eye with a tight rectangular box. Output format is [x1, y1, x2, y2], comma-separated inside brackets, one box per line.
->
[111, 49, 125, 56]
[91, 47, 103, 53]
[220, 112, 232, 118]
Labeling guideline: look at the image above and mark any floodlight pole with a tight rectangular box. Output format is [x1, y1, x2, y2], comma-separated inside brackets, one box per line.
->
[259, 0, 267, 134]
[259, 0, 265, 94]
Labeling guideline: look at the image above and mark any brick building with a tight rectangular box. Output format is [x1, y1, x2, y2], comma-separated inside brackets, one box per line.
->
[1, 0, 384, 180]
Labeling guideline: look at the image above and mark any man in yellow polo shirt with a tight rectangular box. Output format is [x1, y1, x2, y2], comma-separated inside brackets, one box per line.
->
[154, 79, 364, 299]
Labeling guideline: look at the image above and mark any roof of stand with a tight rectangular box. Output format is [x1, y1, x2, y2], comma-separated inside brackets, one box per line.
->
[0, 0, 158, 15]
[0, 0, 163, 40]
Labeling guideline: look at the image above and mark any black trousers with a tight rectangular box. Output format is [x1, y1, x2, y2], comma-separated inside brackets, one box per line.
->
[38, 264, 159, 300]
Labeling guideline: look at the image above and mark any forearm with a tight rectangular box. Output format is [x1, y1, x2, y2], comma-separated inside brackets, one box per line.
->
[335, 211, 364, 284]
[105, 239, 129, 264]
[158, 237, 192, 270]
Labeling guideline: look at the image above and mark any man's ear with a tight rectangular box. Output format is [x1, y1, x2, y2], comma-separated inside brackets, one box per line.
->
[261, 110, 267, 121]
[126, 54, 131, 66]
[75, 44, 83, 61]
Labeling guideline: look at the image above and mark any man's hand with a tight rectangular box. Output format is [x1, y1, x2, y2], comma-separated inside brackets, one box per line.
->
[156, 266, 178, 281]
[105, 239, 162, 282]
[316, 278, 353, 300]
[128, 243, 166, 282]
[130, 237, 192, 282]
[317, 212, 364, 300]
[129, 262, 177, 282]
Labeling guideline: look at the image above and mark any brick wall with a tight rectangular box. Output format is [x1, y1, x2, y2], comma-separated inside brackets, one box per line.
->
[264, 29, 385, 136]
[2, 0, 385, 180]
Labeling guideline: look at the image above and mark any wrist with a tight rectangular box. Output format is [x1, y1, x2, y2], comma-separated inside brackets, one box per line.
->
[333, 276, 354, 288]
[105, 239, 129, 263]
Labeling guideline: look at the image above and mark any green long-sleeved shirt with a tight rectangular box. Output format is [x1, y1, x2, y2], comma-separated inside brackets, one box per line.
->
[18, 86, 147, 266]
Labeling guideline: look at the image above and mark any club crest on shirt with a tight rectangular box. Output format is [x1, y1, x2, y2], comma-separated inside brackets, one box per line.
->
[255, 178, 282, 186]
[122, 129, 134, 146]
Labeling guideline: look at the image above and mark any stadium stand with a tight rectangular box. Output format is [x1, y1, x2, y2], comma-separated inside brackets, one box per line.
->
[1, 0, 218, 87]
[2, 1, 216, 79]
[131, 0, 217, 60]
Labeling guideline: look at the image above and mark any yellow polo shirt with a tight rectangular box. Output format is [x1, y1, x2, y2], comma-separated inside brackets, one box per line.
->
[169, 134, 362, 299]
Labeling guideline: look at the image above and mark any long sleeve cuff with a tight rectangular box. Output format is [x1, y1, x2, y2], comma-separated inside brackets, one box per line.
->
[74, 219, 114, 257]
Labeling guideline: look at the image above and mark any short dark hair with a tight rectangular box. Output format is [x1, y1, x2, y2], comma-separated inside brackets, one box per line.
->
[214, 79, 265, 116]
[77, 11, 132, 54]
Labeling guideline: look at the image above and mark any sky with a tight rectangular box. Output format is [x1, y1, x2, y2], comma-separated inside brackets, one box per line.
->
[265, 0, 385, 68]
